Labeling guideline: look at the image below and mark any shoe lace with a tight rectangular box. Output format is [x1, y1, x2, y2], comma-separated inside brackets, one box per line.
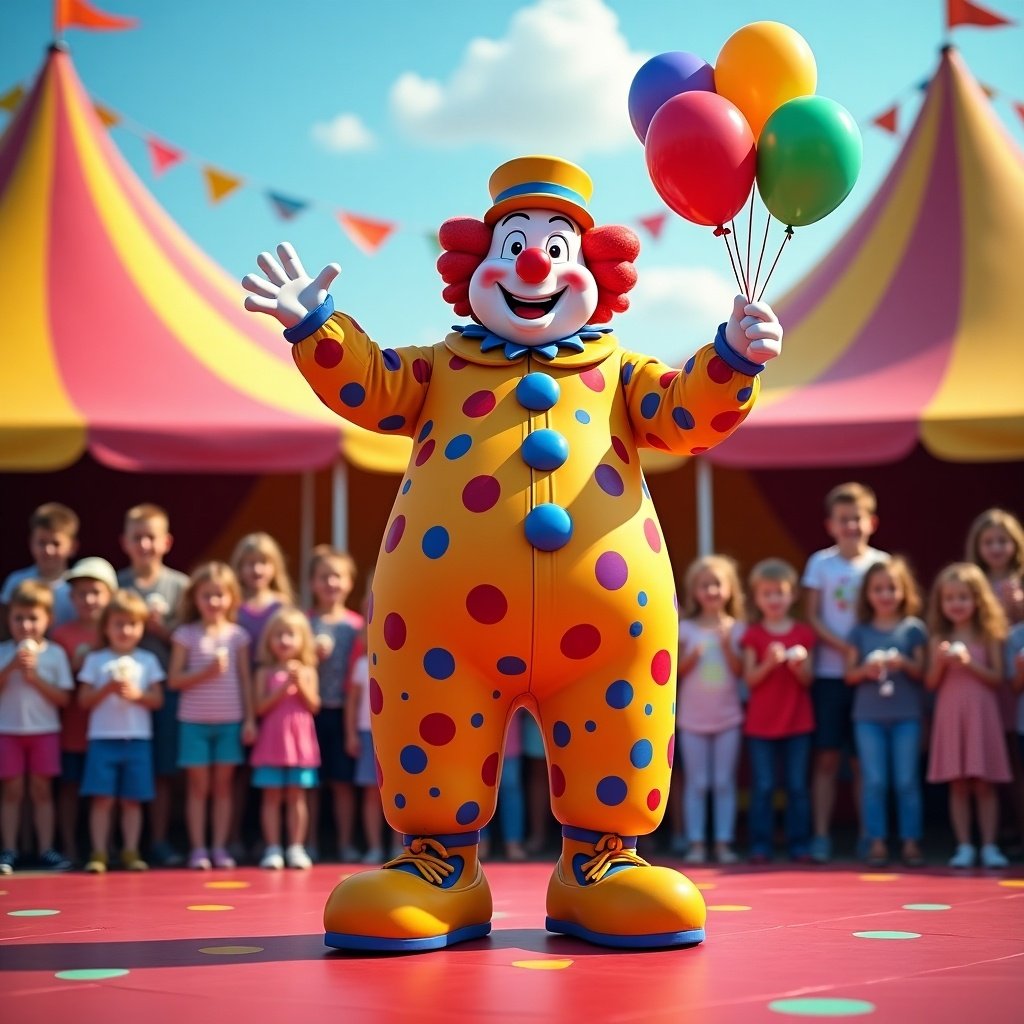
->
[580, 834, 649, 883]
[383, 837, 455, 885]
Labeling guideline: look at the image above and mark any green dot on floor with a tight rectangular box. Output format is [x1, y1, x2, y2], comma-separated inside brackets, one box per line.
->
[8, 909, 60, 917]
[55, 969, 130, 981]
[902, 903, 951, 911]
[853, 930, 921, 940]
[769, 997, 876, 1017]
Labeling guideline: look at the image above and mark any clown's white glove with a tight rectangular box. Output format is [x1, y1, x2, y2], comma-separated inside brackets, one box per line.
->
[241, 242, 340, 330]
[724, 295, 783, 365]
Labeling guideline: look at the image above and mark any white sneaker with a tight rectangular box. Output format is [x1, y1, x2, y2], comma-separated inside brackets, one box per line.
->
[260, 845, 284, 870]
[285, 844, 312, 869]
[683, 845, 707, 865]
[979, 844, 1008, 868]
[361, 847, 386, 864]
[948, 843, 976, 868]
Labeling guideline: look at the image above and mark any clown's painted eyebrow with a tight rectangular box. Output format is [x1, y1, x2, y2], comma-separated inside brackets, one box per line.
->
[501, 212, 530, 225]
[548, 215, 577, 232]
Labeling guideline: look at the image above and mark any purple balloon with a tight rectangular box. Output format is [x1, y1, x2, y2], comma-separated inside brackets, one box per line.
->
[628, 51, 716, 142]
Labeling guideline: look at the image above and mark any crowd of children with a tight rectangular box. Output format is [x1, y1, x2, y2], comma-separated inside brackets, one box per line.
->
[0, 488, 1022, 875]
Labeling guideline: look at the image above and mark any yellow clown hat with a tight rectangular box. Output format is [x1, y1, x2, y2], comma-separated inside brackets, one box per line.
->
[485, 155, 594, 230]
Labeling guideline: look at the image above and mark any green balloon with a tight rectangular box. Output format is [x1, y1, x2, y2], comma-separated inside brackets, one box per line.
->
[756, 96, 862, 227]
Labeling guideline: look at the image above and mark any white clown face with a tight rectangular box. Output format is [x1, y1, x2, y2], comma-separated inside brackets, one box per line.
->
[468, 208, 599, 346]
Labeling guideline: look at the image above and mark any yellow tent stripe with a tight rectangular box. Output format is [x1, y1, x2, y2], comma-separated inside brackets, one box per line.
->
[759, 76, 944, 405]
[0, 73, 85, 470]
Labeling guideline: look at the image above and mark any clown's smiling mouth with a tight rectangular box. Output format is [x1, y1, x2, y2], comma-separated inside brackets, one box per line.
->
[499, 284, 565, 321]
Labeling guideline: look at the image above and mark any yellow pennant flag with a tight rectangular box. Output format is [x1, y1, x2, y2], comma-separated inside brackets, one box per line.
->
[93, 102, 121, 128]
[203, 166, 243, 204]
[0, 85, 25, 113]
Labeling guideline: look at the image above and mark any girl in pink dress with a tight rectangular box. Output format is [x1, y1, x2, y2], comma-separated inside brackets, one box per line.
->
[926, 563, 1010, 868]
[251, 608, 321, 870]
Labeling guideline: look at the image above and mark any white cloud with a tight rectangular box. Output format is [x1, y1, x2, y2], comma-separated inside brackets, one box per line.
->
[311, 114, 375, 152]
[623, 266, 737, 366]
[390, 0, 645, 155]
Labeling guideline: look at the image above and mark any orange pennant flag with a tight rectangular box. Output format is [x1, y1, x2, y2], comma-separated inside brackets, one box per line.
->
[93, 102, 121, 128]
[146, 137, 183, 176]
[638, 212, 668, 240]
[946, 0, 1013, 28]
[978, 83, 997, 99]
[203, 167, 243, 204]
[0, 85, 25, 113]
[871, 105, 899, 135]
[337, 211, 396, 254]
[54, 0, 138, 32]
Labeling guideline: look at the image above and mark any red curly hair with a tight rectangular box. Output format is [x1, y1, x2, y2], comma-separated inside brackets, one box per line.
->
[436, 217, 640, 325]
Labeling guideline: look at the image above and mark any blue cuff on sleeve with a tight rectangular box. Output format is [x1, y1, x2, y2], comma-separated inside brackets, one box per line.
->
[283, 294, 335, 344]
[714, 323, 765, 376]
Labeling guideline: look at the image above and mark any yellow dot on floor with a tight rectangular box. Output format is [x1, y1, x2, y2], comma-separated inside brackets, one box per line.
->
[186, 904, 234, 912]
[858, 874, 900, 882]
[511, 959, 573, 970]
[695, 882, 717, 891]
[199, 946, 264, 955]
[707, 904, 752, 912]
[997, 879, 1024, 888]
[203, 881, 251, 890]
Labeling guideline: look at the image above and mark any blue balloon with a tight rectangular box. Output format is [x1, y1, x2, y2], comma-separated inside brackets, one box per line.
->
[628, 51, 716, 143]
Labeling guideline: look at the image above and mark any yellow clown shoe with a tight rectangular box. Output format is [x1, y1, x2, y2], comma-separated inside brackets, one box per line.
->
[545, 826, 706, 948]
[323, 832, 492, 951]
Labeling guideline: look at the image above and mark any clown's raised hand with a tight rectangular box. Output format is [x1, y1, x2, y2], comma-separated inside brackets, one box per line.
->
[241, 242, 340, 329]
[724, 295, 783, 365]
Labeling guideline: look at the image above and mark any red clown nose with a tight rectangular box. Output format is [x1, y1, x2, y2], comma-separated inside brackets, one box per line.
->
[515, 247, 551, 284]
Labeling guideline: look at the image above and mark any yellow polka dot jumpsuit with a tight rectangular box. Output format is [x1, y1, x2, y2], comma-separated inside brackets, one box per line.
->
[290, 306, 759, 842]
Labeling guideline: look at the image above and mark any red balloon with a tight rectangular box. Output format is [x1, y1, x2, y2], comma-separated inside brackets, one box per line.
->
[644, 92, 756, 227]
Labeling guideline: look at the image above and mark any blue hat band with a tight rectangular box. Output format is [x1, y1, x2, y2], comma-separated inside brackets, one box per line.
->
[493, 180, 588, 212]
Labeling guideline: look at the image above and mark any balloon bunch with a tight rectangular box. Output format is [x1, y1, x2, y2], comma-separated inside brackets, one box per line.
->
[629, 22, 862, 302]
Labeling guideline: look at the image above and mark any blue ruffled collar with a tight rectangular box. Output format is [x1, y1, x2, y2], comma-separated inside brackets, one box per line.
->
[452, 323, 612, 361]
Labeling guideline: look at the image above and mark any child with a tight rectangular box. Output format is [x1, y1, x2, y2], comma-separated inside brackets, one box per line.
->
[845, 557, 927, 867]
[78, 590, 164, 872]
[676, 555, 746, 865]
[0, 503, 80, 631]
[308, 545, 363, 861]
[741, 559, 816, 863]
[51, 557, 118, 864]
[926, 563, 1010, 868]
[0, 582, 74, 873]
[802, 482, 887, 862]
[966, 508, 1024, 626]
[168, 562, 256, 869]
[251, 608, 321, 869]
[117, 504, 190, 867]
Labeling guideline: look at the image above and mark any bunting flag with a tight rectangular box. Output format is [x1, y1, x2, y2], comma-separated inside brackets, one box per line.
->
[1015, 102, 1024, 126]
[54, 0, 138, 32]
[203, 166, 243, 204]
[872, 105, 900, 134]
[337, 211, 396, 254]
[146, 136, 183, 176]
[978, 82, 997, 98]
[946, 0, 1013, 29]
[0, 85, 24, 112]
[93, 101, 120, 128]
[267, 191, 308, 220]
[638, 212, 668, 240]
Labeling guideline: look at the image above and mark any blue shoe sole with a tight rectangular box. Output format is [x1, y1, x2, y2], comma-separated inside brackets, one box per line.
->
[545, 917, 705, 948]
[324, 921, 491, 952]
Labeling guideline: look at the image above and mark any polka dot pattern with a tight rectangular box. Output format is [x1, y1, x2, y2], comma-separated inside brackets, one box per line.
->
[552, 721, 571, 747]
[550, 763, 566, 797]
[340, 382, 366, 407]
[384, 612, 406, 650]
[497, 656, 526, 675]
[644, 519, 662, 552]
[595, 465, 624, 496]
[422, 526, 449, 559]
[400, 745, 428, 774]
[707, 356, 733, 384]
[384, 515, 406, 553]
[466, 584, 508, 624]
[596, 775, 627, 806]
[382, 349, 401, 371]
[423, 648, 456, 680]
[445, 434, 473, 460]
[463, 390, 496, 418]
[419, 713, 457, 745]
[673, 407, 695, 430]
[379, 414, 406, 431]
[580, 367, 605, 392]
[595, 551, 628, 590]
[456, 801, 480, 826]
[712, 410, 741, 432]
[482, 752, 499, 786]
[463, 475, 501, 513]
[415, 439, 436, 466]
[611, 436, 630, 463]
[560, 624, 601, 659]
[370, 678, 384, 714]
[606, 679, 633, 709]
[640, 393, 661, 419]
[651, 649, 673, 684]
[630, 739, 653, 768]
[314, 339, 343, 368]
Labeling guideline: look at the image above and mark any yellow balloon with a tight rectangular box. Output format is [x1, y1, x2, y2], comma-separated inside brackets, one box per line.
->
[715, 21, 817, 140]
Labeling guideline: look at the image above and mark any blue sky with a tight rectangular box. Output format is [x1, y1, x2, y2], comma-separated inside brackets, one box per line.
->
[3, 0, 1022, 365]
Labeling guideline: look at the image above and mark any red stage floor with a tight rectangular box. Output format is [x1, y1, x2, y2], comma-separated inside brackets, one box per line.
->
[2, 861, 1022, 1023]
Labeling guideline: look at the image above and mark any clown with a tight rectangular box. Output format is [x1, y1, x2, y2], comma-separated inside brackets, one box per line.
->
[242, 156, 782, 951]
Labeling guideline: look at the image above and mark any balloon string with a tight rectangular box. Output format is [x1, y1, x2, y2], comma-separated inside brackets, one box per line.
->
[744, 189, 756, 302]
[729, 219, 748, 298]
[756, 225, 794, 303]
[717, 228, 746, 297]
[751, 213, 771, 302]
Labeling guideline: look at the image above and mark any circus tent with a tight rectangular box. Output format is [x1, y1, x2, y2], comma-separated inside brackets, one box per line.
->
[0, 43, 410, 477]
[708, 45, 1024, 469]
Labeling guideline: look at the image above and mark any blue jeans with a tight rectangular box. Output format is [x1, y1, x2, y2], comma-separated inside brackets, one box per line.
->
[747, 734, 811, 857]
[482, 754, 525, 844]
[853, 719, 922, 841]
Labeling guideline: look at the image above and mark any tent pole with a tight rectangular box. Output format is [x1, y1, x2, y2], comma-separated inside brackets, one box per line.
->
[299, 471, 315, 609]
[696, 458, 714, 557]
[332, 459, 349, 553]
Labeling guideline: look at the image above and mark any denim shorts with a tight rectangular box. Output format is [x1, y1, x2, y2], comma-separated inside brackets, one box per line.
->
[251, 765, 318, 788]
[178, 720, 244, 767]
[314, 707, 356, 783]
[81, 739, 155, 801]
